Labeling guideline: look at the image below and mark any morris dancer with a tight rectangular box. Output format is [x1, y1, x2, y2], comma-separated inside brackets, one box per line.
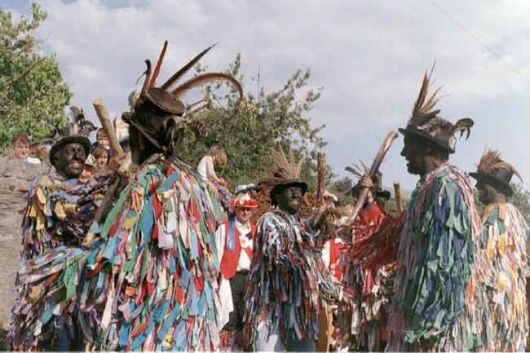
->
[9, 127, 115, 350]
[75, 43, 242, 351]
[9, 42, 243, 351]
[470, 149, 529, 352]
[387, 68, 484, 351]
[339, 173, 404, 351]
[243, 147, 339, 351]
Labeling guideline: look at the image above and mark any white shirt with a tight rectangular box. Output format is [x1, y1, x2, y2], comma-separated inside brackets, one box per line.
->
[197, 155, 218, 181]
[322, 238, 344, 269]
[216, 220, 253, 272]
[26, 156, 42, 165]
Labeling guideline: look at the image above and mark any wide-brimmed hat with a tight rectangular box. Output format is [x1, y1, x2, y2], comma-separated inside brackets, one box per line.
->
[261, 147, 308, 198]
[124, 41, 243, 155]
[49, 136, 91, 167]
[469, 149, 521, 197]
[399, 66, 474, 154]
[49, 119, 92, 168]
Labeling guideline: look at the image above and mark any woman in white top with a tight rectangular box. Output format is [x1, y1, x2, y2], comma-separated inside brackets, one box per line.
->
[197, 145, 232, 213]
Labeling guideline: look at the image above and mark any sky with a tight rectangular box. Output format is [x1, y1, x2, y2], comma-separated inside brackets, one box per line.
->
[4, 0, 530, 190]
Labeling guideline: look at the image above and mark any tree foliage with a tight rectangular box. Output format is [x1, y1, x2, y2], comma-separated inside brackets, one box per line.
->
[510, 183, 530, 224]
[0, 3, 72, 152]
[178, 54, 326, 189]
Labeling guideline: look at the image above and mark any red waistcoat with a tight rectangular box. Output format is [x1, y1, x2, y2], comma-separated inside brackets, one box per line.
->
[329, 239, 345, 281]
[219, 221, 256, 279]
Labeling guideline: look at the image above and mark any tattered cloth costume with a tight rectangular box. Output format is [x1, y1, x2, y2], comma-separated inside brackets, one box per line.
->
[470, 150, 530, 351]
[81, 154, 225, 350]
[339, 202, 404, 351]
[8, 42, 243, 351]
[243, 148, 340, 350]
[387, 69, 485, 351]
[19, 169, 114, 259]
[9, 135, 115, 350]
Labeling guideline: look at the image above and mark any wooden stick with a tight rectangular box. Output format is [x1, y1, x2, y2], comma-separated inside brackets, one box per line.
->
[393, 182, 403, 213]
[93, 99, 124, 156]
[316, 152, 326, 203]
[82, 99, 126, 248]
[347, 131, 398, 224]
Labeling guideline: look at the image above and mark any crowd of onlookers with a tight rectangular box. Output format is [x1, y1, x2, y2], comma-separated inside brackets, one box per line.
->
[0, 128, 119, 189]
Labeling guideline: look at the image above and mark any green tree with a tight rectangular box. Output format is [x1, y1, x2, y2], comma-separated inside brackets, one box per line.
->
[510, 183, 530, 224]
[179, 54, 326, 189]
[0, 3, 72, 152]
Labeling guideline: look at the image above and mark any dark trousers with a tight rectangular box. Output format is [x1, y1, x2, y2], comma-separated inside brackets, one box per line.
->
[223, 272, 248, 332]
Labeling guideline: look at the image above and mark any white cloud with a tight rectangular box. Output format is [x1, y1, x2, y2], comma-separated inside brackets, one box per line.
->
[8, 0, 530, 190]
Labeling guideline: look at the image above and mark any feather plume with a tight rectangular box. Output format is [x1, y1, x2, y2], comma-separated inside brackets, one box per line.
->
[70, 106, 96, 137]
[149, 41, 168, 88]
[410, 64, 442, 125]
[266, 147, 303, 183]
[477, 149, 522, 181]
[450, 117, 474, 140]
[160, 43, 217, 90]
[140, 60, 152, 96]
[172, 73, 243, 105]
[345, 162, 370, 180]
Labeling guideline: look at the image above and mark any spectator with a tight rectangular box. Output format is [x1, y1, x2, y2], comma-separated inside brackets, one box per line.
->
[92, 147, 109, 172]
[95, 128, 111, 151]
[198, 145, 232, 214]
[0, 134, 47, 193]
[13, 134, 30, 159]
[13, 134, 40, 164]
[198, 145, 227, 184]
[78, 155, 97, 184]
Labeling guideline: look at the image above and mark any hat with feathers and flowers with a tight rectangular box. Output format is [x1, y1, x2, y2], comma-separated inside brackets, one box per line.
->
[469, 149, 521, 197]
[260, 147, 308, 199]
[399, 65, 474, 153]
[122, 41, 243, 156]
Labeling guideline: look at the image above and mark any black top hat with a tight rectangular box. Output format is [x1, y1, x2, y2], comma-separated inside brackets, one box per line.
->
[400, 66, 474, 154]
[469, 149, 521, 197]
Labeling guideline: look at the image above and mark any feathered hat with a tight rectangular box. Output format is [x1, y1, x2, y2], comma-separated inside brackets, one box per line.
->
[261, 147, 308, 197]
[49, 106, 92, 167]
[469, 149, 521, 196]
[123, 41, 243, 153]
[398, 66, 474, 153]
[347, 164, 390, 200]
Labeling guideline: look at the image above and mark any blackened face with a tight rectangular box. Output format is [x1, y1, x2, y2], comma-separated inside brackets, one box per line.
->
[276, 186, 303, 214]
[56, 143, 86, 178]
[476, 181, 497, 205]
[401, 135, 425, 176]
[128, 125, 143, 165]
